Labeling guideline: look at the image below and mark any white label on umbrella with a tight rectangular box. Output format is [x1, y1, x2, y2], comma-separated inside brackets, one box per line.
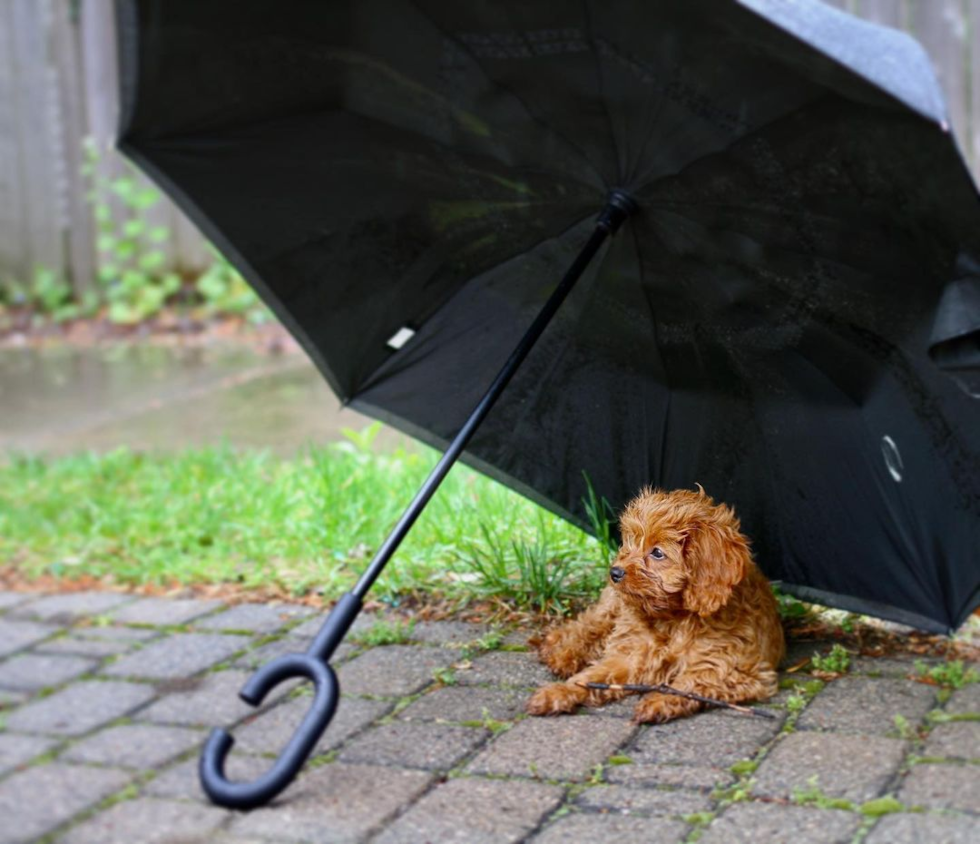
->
[881, 436, 904, 483]
[386, 327, 416, 350]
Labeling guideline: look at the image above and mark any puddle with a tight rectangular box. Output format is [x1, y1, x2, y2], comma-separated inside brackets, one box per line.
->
[0, 345, 402, 455]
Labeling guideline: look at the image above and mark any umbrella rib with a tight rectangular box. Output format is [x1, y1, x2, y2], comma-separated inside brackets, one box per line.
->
[405, 0, 608, 190]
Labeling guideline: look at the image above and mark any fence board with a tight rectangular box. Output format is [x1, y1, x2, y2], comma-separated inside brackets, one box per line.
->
[0, 0, 27, 282]
[856, 0, 904, 27]
[11, 0, 64, 278]
[52, 0, 96, 293]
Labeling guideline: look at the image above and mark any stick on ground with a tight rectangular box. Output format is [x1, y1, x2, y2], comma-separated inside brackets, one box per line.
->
[578, 681, 777, 719]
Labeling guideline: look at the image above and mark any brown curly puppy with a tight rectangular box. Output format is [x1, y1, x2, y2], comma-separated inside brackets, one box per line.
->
[527, 487, 785, 723]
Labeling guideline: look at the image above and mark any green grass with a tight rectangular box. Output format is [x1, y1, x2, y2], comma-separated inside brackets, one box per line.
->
[0, 426, 607, 608]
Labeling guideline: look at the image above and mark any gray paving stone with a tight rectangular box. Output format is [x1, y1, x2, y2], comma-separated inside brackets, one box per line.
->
[139, 669, 292, 728]
[575, 784, 712, 816]
[501, 629, 532, 649]
[530, 813, 688, 843]
[946, 683, 980, 714]
[337, 645, 456, 696]
[34, 635, 137, 658]
[605, 762, 735, 791]
[699, 801, 862, 844]
[0, 652, 97, 691]
[231, 636, 357, 671]
[851, 656, 920, 677]
[0, 689, 26, 709]
[6, 680, 157, 735]
[60, 797, 229, 844]
[865, 812, 980, 844]
[62, 723, 203, 770]
[407, 620, 488, 646]
[110, 597, 223, 626]
[466, 715, 636, 781]
[76, 625, 159, 642]
[144, 753, 271, 802]
[796, 677, 936, 735]
[235, 694, 390, 756]
[923, 722, 980, 761]
[375, 776, 564, 844]
[194, 603, 313, 634]
[104, 632, 250, 679]
[0, 763, 130, 844]
[456, 651, 553, 687]
[230, 762, 434, 842]
[287, 610, 389, 640]
[628, 709, 785, 768]
[9, 591, 132, 622]
[753, 732, 907, 802]
[0, 619, 57, 657]
[0, 733, 57, 776]
[898, 763, 980, 813]
[397, 684, 527, 723]
[339, 720, 489, 770]
[0, 592, 37, 611]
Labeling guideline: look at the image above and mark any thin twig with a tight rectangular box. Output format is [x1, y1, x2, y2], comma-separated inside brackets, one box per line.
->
[578, 681, 777, 719]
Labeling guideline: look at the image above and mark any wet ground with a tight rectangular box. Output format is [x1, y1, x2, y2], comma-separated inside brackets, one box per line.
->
[0, 345, 403, 455]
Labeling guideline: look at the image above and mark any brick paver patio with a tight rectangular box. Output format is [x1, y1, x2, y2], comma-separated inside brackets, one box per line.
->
[0, 589, 977, 843]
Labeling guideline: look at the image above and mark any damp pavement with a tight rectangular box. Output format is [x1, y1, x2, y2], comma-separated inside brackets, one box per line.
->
[0, 345, 402, 455]
[0, 591, 977, 843]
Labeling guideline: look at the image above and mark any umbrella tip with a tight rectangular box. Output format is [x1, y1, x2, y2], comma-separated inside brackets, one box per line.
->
[597, 190, 637, 234]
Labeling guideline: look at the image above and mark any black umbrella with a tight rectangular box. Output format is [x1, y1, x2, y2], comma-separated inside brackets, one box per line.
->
[116, 0, 980, 808]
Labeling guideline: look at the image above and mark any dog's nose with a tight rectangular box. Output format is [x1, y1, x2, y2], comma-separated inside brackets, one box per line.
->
[609, 566, 626, 583]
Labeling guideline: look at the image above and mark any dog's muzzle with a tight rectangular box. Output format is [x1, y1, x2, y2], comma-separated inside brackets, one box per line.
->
[609, 566, 626, 583]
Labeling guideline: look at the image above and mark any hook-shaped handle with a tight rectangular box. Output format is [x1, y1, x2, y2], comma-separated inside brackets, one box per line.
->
[199, 652, 339, 809]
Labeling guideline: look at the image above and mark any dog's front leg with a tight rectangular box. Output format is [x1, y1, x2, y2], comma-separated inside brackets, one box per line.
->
[526, 657, 631, 716]
[535, 586, 620, 678]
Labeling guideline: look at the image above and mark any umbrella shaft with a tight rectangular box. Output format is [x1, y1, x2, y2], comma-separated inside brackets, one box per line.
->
[352, 192, 635, 600]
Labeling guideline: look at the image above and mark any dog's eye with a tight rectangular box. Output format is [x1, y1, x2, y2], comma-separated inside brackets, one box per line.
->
[648, 547, 665, 560]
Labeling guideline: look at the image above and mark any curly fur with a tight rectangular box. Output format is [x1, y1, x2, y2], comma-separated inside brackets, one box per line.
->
[527, 487, 785, 723]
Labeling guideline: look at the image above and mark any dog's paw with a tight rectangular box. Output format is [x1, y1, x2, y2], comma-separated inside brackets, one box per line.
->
[526, 683, 583, 716]
[537, 630, 586, 678]
[632, 694, 701, 724]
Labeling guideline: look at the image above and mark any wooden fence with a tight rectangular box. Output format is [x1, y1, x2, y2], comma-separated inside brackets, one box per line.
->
[0, 0, 979, 295]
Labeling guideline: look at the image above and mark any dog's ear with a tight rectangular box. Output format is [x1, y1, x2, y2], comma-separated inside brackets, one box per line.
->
[681, 518, 749, 617]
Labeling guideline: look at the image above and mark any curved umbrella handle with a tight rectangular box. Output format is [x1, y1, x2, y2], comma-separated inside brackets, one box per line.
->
[199, 652, 339, 810]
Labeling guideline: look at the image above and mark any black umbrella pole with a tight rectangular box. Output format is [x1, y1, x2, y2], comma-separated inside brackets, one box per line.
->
[199, 190, 636, 810]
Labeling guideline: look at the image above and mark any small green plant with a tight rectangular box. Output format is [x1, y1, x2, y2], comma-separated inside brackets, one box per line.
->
[196, 246, 267, 322]
[472, 630, 504, 652]
[352, 617, 415, 647]
[786, 694, 806, 713]
[892, 714, 917, 741]
[811, 644, 851, 675]
[582, 472, 618, 565]
[729, 759, 759, 776]
[772, 585, 810, 621]
[458, 518, 595, 613]
[460, 708, 511, 735]
[859, 796, 904, 817]
[432, 666, 457, 686]
[915, 659, 979, 689]
[791, 776, 854, 811]
[607, 754, 632, 766]
[712, 779, 753, 805]
[85, 141, 180, 324]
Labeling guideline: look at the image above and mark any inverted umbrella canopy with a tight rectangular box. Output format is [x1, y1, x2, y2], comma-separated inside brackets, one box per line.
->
[117, 0, 980, 806]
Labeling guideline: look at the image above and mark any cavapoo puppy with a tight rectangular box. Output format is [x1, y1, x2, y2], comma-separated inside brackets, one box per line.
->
[527, 486, 784, 724]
